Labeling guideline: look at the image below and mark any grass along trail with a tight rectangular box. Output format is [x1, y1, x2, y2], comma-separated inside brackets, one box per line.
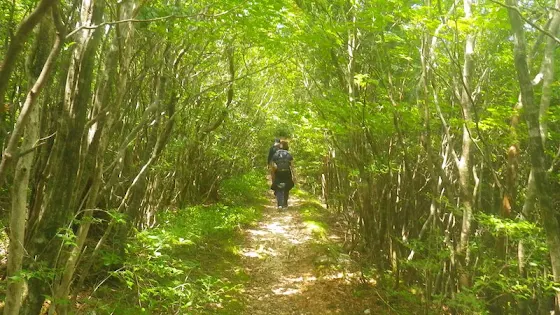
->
[237, 192, 394, 315]
[73, 188, 418, 314]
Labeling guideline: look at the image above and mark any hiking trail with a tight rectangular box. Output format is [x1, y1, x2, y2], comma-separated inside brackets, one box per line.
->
[236, 195, 393, 315]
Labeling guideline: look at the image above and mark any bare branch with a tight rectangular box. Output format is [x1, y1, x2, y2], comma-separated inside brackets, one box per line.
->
[0, 5, 66, 185]
[548, 145, 560, 173]
[15, 132, 56, 158]
[66, 8, 236, 38]
[490, 0, 560, 45]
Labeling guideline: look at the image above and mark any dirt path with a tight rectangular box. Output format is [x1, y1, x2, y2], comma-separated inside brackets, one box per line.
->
[238, 197, 387, 315]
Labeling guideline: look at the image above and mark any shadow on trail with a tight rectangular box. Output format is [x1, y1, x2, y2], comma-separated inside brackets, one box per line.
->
[239, 195, 395, 315]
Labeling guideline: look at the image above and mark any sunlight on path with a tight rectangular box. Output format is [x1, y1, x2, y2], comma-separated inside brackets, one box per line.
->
[239, 196, 372, 315]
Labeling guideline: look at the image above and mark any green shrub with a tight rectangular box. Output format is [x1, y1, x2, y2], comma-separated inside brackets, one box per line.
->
[90, 203, 260, 313]
[218, 170, 268, 205]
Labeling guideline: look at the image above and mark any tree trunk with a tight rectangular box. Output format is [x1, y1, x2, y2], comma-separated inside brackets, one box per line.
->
[517, 2, 560, 312]
[537, 0, 560, 144]
[507, 0, 560, 311]
[3, 6, 64, 315]
[457, 0, 475, 288]
[50, 2, 139, 313]
[22, 0, 103, 312]
[0, 0, 56, 108]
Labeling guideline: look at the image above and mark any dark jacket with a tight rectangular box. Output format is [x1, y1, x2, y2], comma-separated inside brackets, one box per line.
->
[267, 145, 279, 165]
[270, 149, 294, 191]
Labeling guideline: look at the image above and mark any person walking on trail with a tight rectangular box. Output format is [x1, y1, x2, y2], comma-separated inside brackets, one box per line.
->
[267, 138, 282, 183]
[267, 138, 281, 166]
[270, 140, 295, 210]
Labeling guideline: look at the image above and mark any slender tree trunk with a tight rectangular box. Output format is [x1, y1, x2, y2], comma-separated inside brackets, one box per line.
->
[21, 0, 103, 312]
[537, 1, 560, 145]
[517, 3, 560, 312]
[4, 99, 40, 315]
[50, 2, 139, 312]
[457, 0, 475, 288]
[346, 9, 357, 103]
[507, 0, 560, 311]
[0, 0, 57, 108]
[3, 6, 64, 315]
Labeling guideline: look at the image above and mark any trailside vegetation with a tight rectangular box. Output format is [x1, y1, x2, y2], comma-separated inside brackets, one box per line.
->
[0, 0, 559, 314]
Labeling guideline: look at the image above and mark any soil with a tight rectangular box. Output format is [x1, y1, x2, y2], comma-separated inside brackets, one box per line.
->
[238, 197, 395, 315]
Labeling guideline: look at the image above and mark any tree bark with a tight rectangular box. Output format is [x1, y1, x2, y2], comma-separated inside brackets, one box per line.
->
[0, 0, 59, 184]
[518, 2, 560, 312]
[3, 5, 64, 315]
[21, 0, 103, 312]
[457, 0, 475, 288]
[0, 0, 57, 108]
[537, 0, 560, 144]
[507, 0, 560, 311]
[50, 2, 140, 313]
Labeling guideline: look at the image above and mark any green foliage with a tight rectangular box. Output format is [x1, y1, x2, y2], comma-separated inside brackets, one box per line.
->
[0, 221, 7, 300]
[442, 289, 488, 314]
[92, 202, 258, 313]
[56, 227, 77, 247]
[218, 170, 268, 205]
[95, 172, 264, 312]
[477, 213, 543, 239]
[472, 213, 555, 309]
[273, 123, 293, 138]
[173, 204, 260, 240]
[18, 262, 56, 283]
[287, 108, 328, 192]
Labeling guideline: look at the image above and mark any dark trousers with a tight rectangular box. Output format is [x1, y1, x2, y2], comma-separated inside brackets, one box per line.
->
[275, 189, 289, 207]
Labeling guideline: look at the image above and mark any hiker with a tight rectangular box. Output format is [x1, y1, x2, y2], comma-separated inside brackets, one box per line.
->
[267, 138, 281, 166]
[267, 138, 281, 183]
[270, 140, 294, 209]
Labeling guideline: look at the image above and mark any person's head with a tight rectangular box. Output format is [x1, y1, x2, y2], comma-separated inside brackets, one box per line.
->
[280, 139, 289, 150]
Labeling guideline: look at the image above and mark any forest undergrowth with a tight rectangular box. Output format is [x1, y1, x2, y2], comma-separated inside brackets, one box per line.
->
[71, 172, 267, 314]
[72, 176, 431, 314]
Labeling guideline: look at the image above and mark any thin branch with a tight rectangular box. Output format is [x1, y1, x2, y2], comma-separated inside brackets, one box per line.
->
[0, 0, 57, 105]
[438, 41, 505, 190]
[190, 59, 287, 100]
[490, 0, 560, 45]
[15, 132, 56, 158]
[0, 4, 65, 185]
[66, 8, 237, 38]
[548, 145, 560, 173]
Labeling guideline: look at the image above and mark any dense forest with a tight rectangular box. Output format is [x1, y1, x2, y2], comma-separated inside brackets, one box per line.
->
[0, 0, 559, 314]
